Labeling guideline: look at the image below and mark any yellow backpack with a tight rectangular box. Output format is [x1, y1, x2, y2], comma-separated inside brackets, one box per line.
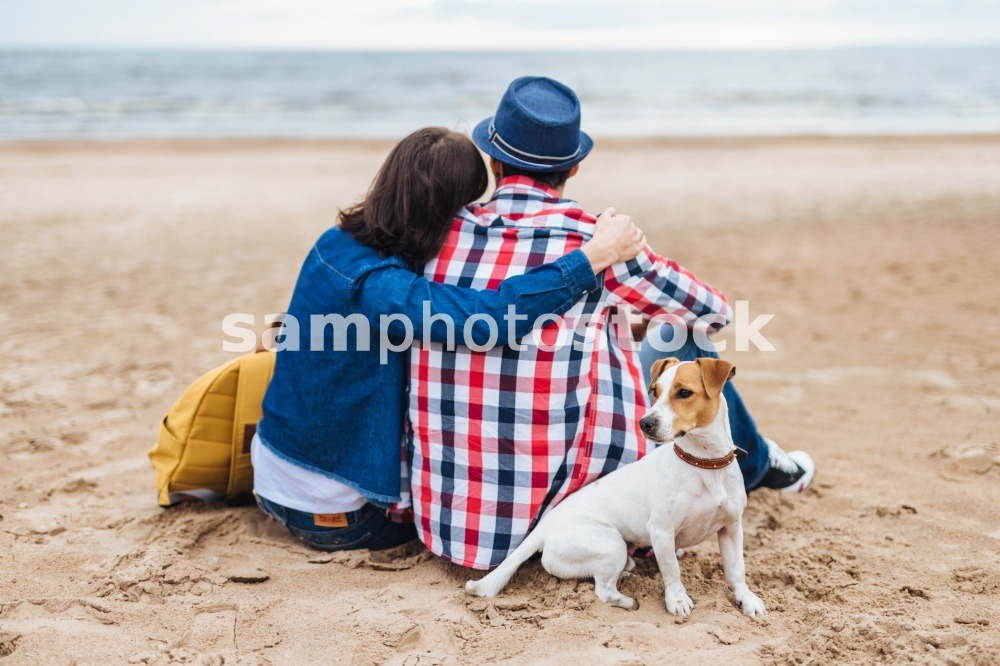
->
[148, 350, 276, 507]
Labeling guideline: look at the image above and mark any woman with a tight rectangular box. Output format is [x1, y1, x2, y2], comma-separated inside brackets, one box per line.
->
[253, 127, 644, 552]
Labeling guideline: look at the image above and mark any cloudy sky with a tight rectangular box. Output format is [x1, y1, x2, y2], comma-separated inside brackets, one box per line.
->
[2, 0, 999, 50]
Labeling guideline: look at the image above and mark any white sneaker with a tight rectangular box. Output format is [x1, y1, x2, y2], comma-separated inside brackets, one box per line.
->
[759, 439, 815, 493]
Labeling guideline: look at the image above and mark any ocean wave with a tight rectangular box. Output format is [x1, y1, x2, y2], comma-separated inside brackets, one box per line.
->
[2, 48, 999, 138]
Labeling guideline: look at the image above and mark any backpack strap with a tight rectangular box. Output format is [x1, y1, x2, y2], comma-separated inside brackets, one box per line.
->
[227, 350, 276, 500]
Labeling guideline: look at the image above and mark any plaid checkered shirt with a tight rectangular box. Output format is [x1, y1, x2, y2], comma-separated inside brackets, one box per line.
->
[407, 176, 733, 570]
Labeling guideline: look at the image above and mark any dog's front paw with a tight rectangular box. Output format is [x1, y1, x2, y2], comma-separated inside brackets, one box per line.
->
[735, 588, 766, 619]
[665, 584, 694, 617]
[465, 580, 492, 598]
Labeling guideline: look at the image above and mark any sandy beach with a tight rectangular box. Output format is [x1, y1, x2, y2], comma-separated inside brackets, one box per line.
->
[1, 136, 999, 664]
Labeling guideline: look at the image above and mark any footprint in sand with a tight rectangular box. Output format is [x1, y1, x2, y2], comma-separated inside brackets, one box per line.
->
[951, 565, 1000, 595]
[4, 429, 88, 456]
[177, 604, 239, 659]
[0, 598, 119, 654]
[931, 443, 1000, 482]
[5, 434, 60, 455]
[0, 631, 19, 658]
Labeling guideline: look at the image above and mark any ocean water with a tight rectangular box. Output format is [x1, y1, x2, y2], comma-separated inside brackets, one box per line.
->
[1, 48, 999, 139]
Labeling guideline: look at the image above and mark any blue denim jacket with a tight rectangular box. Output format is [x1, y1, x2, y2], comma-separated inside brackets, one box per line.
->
[257, 226, 599, 507]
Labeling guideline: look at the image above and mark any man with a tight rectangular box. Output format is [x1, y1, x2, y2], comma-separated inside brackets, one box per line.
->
[408, 77, 815, 570]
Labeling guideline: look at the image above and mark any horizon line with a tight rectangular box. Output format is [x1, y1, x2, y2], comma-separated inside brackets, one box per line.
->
[3, 42, 999, 53]
[6, 132, 1000, 143]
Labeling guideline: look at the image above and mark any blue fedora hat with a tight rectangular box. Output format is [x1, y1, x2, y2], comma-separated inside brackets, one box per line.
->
[472, 76, 593, 173]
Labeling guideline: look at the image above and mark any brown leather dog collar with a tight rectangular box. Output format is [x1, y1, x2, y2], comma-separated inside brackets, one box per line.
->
[673, 443, 736, 470]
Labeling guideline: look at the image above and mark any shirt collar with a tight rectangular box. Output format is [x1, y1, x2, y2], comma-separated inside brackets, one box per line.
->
[493, 175, 561, 200]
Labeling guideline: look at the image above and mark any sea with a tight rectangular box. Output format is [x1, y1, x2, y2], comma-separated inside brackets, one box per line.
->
[1, 47, 999, 140]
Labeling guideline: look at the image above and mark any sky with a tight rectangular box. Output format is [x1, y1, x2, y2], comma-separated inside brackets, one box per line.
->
[2, 0, 999, 50]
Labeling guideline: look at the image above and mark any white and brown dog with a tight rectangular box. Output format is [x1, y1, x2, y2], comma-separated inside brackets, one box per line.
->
[465, 357, 767, 618]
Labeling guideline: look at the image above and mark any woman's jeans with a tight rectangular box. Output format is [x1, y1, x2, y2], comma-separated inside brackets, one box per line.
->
[637, 324, 771, 490]
[255, 494, 416, 552]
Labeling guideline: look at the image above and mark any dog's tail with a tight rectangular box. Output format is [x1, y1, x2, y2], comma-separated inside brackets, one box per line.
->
[465, 526, 545, 598]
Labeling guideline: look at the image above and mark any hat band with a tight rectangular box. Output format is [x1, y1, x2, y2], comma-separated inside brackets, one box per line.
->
[488, 121, 581, 167]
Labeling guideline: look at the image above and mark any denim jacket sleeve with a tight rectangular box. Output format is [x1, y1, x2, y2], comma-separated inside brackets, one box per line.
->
[349, 249, 599, 345]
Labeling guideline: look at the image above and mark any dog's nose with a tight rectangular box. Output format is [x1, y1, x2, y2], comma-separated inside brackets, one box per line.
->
[639, 415, 655, 434]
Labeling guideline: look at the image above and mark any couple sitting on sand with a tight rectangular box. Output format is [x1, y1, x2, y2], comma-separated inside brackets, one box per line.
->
[252, 77, 815, 570]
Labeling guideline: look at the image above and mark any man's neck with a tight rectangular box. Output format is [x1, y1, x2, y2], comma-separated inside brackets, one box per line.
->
[495, 175, 566, 199]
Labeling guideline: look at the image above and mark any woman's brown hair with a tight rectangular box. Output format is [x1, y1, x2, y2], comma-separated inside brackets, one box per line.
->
[339, 127, 488, 267]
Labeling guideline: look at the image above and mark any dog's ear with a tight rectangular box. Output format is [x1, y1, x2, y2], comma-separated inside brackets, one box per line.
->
[696, 358, 735, 398]
[648, 357, 680, 392]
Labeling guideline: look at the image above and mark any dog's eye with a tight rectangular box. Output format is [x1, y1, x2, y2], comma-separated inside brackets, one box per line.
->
[676, 388, 694, 399]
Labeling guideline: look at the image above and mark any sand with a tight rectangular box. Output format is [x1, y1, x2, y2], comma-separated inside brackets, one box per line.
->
[1, 136, 999, 665]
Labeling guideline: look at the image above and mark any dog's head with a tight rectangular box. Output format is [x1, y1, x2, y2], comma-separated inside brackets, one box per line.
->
[639, 358, 735, 443]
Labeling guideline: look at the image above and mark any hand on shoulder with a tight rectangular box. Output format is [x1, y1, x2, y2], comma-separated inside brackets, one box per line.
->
[581, 207, 647, 273]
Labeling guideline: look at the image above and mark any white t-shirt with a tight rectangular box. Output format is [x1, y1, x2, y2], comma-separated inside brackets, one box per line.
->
[251, 433, 367, 514]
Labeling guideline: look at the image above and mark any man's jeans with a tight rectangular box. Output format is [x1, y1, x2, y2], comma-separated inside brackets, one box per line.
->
[637, 325, 770, 490]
